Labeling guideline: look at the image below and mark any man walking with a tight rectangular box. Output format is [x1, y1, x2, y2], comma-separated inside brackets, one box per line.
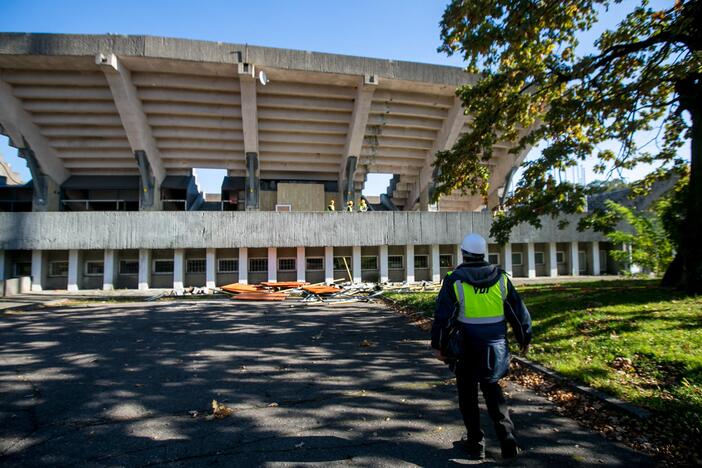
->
[432, 233, 532, 460]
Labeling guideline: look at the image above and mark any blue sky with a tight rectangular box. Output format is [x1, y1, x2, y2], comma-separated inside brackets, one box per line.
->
[0, 0, 685, 195]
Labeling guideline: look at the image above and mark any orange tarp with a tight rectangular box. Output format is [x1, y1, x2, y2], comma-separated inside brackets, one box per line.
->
[302, 285, 341, 295]
[220, 283, 260, 294]
[260, 281, 309, 289]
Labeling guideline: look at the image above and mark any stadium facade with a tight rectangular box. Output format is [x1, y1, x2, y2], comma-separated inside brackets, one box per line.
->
[0, 34, 614, 293]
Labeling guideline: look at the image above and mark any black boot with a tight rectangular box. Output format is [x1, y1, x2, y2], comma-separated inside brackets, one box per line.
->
[461, 437, 485, 460]
[500, 435, 519, 459]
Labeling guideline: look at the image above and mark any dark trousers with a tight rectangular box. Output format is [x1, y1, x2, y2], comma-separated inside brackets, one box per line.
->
[455, 362, 514, 443]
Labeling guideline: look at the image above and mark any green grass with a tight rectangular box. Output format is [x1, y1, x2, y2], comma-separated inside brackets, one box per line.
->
[387, 279, 702, 430]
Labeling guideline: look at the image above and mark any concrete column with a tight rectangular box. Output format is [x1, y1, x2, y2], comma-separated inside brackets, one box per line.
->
[503, 243, 513, 276]
[138, 248, 151, 290]
[352, 246, 362, 284]
[406, 244, 415, 283]
[173, 248, 185, 292]
[526, 242, 536, 279]
[431, 244, 441, 283]
[456, 244, 463, 267]
[67, 249, 80, 291]
[238, 247, 248, 284]
[103, 249, 116, 291]
[324, 246, 334, 284]
[206, 248, 216, 289]
[267, 247, 277, 282]
[0, 250, 5, 281]
[379, 245, 389, 283]
[296, 247, 305, 282]
[570, 241, 579, 276]
[591, 241, 600, 276]
[31, 250, 43, 292]
[548, 242, 558, 277]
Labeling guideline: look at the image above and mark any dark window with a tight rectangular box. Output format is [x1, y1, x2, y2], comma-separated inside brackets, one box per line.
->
[414, 255, 428, 269]
[187, 259, 206, 273]
[154, 260, 174, 274]
[361, 256, 377, 270]
[306, 257, 324, 271]
[49, 261, 68, 277]
[85, 261, 104, 276]
[249, 258, 268, 273]
[439, 254, 453, 268]
[120, 260, 139, 275]
[278, 258, 296, 271]
[333, 256, 351, 270]
[388, 255, 403, 269]
[218, 259, 238, 273]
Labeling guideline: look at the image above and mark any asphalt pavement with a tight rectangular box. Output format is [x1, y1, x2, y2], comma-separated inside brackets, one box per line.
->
[0, 300, 653, 466]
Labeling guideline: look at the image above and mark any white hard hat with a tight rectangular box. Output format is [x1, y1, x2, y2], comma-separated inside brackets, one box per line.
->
[461, 233, 487, 256]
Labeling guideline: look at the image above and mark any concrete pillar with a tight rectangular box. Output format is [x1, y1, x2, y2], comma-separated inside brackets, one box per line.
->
[352, 246, 362, 284]
[138, 248, 151, 290]
[406, 244, 415, 283]
[296, 247, 305, 282]
[103, 249, 116, 291]
[526, 242, 536, 279]
[0, 249, 5, 281]
[239, 247, 248, 284]
[379, 245, 389, 283]
[456, 244, 463, 267]
[431, 244, 441, 283]
[206, 248, 216, 289]
[267, 247, 277, 282]
[324, 246, 334, 284]
[31, 250, 43, 292]
[548, 242, 558, 277]
[570, 241, 579, 276]
[173, 249, 185, 292]
[591, 241, 600, 276]
[503, 243, 513, 276]
[67, 249, 81, 291]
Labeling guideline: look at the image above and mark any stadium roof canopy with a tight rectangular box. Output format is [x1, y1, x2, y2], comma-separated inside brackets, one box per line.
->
[0, 33, 529, 210]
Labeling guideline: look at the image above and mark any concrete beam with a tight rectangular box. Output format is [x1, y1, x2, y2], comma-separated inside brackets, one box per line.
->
[239, 247, 248, 284]
[206, 248, 216, 289]
[324, 246, 334, 284]
[103, 249, 116, 291]
[0, 78, 69, 184]
[406, 244, 415, 283]
[340, 77, 376, 202]
[138, 249, 151, 290]
[296, 246, 305, 283]
[379, 245, 389, 283]
[352, 246, 362, 284]
[406, 97, 466, 210]
[526, 242, 536, 279]
[548, 242, 558, 277]
[67, 249, 80, 291]
[503, 243, 513, 277]
[238, 63, 259, 154]
[570, 241, 579, 276]
[591, 241, 600, 276]
[431, 244, 440, 283]
[98, 54, 165, 184]
[267, 247, 277, 282]
[0, 212, 609, 251]
[173, 248, 185, 292]
[31, 250, 43, 292]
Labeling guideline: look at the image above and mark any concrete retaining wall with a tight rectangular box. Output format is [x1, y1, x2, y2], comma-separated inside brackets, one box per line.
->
[0, 212, 606, 251]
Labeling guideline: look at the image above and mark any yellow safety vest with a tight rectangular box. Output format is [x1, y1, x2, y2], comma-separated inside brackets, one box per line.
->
[450, 272, 508, 324]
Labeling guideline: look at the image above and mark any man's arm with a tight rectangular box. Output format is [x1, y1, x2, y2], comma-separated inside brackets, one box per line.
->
[431, 275, 457, 350]
[503, 279, 532, 349]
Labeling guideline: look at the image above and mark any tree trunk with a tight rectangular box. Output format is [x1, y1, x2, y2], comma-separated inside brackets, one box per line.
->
[676, 75, 702, 293]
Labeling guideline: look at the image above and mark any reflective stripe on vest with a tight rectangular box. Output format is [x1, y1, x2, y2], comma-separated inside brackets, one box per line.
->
[453, 274, 507, 325]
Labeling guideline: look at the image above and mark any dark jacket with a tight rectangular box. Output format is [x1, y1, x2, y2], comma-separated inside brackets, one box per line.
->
[431, 260, 532, 382]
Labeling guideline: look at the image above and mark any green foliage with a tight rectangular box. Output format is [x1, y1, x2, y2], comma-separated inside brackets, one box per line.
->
[388, 279, 702, 436]
[434, 0, 700, 244]
[604, 200, 673, 275]
[587, 178, 629, 193]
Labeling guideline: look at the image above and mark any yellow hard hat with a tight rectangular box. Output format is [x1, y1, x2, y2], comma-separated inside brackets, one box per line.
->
[347, 200, 353, 205]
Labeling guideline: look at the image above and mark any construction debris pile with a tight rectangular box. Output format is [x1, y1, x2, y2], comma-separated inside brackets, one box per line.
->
[213, 280, 442, 304]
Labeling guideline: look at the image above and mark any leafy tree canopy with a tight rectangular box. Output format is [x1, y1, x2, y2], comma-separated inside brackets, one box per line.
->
[435, 0, 701, 290]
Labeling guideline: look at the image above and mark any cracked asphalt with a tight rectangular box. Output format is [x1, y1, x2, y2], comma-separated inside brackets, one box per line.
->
[0, 300, 653, 467]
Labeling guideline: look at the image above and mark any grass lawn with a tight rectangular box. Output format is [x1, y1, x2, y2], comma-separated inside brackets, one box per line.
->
[387, 279, 702, 432]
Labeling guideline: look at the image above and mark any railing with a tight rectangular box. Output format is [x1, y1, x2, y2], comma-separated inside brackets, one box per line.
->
[61, 199, 135, 211]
